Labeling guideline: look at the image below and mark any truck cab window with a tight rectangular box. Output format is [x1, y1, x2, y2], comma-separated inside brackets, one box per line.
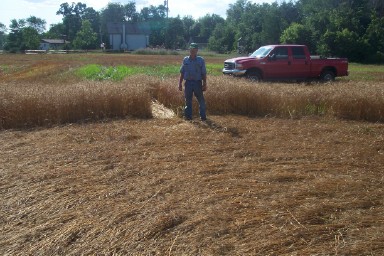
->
[292, 47, 306, 59]
[270, 47, 288, 60]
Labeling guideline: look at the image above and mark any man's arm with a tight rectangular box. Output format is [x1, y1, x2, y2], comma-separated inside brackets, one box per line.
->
[202, 74, 207, 91]
[202, 59, 207, 91]
[178, 73, 184, 91]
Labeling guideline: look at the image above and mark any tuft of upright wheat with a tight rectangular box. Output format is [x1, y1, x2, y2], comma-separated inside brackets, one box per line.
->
[0, 78, 152, 129]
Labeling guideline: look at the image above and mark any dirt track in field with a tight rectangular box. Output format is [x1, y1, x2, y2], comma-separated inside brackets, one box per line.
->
[1, 114, 383, 255]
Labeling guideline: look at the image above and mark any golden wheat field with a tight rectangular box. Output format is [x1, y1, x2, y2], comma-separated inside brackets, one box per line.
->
[0, 53, 383, 255]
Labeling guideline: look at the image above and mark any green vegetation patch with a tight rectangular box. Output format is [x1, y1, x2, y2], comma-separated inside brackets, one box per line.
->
[76, 64, 147, 81]
[346, 63, 384, 81]
[76, 63, 223, 81]
[0, 64, 24, 75]
[348, 63, 384, 72]
[76, 64, 182, 80]
[206, 63, 223, 76]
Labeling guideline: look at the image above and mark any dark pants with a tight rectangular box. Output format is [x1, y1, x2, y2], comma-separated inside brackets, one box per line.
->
[184, 80, 206, 120]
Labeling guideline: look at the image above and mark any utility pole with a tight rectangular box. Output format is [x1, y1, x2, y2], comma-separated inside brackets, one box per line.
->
[164, 0, 169, 18]
[164, 0, 169, 48]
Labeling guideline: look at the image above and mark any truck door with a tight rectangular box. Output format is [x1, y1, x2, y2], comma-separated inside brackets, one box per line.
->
[290, 46, 310, 78]
[264, 46, 291, 79]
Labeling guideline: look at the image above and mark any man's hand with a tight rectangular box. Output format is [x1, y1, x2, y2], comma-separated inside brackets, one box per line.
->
[178, 83, 183, 91]
[202, 82, 207, 91]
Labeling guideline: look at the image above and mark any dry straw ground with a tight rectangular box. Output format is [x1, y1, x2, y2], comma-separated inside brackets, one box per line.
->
[0, 53, 383, 255]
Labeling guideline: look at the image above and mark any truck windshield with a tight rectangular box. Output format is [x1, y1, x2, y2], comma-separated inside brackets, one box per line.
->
[250, 46, 273, 58]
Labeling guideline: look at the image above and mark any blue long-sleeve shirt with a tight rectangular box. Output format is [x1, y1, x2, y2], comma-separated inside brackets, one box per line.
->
[180, 56, 207, 81]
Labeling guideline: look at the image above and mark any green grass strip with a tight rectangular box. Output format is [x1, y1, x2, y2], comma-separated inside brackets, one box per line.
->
[76, 63, 223, 81]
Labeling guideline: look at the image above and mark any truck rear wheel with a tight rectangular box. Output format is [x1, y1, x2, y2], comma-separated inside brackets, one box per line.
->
[320, 70, 335, 82]
[246, 70, 261, 82]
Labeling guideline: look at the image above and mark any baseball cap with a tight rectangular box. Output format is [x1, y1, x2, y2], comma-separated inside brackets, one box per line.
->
[189, 43, 199, 49]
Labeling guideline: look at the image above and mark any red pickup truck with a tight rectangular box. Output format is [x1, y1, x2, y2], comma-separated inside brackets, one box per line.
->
[222, 44, 348, 82]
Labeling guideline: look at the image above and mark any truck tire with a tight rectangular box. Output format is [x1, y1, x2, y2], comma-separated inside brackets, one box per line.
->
[320, 70, 335, 82]
[246, 70, 261, 82]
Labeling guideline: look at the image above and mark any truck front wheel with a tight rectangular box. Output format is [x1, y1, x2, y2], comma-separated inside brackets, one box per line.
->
[246, 70, 262, 82]
[320, 70, 335, 82]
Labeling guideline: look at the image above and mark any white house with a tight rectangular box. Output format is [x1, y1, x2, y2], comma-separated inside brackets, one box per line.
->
[107, 22, 150, 51]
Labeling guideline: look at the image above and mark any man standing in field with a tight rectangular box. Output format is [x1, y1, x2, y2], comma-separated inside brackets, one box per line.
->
[179, 43, 207, 121]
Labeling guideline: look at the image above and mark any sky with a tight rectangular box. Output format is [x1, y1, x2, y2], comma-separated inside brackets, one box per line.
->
[0, 0, 278, 30]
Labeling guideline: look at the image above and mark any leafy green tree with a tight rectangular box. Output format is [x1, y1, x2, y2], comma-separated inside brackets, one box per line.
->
[125, 2, 139, 22]
[148, 25, 165, 47]
[139, 5, 167, 21]
[22, 27, 40, 50]
[3, 16, 46, 52]
[226, 0, 248, 24]
[44, 23, 66, 40]
[208, 23, 235, 53]
[225, 0, 300, 53]
[57, 2, 87, 41]
[0, 23, 6, 50]
[83, 7, 100, 34]
[73, 20, 97, 50]
[182, 16, 195, 42]
[326, 1, 369, 36]
[164, 17, 184, 49]
[297, 0, 374, 59]
[0, 23, 6, 33]
[364, 12, 384, 62]
[100, 3, 127, 23]
[258, 3, 286, 44]
[189, 22, 201, 39]
[280, 22, 315, 51]
[150, 5, 167, 20]
[369, 0, 384, 17]
[297, 0, 337, 42]
[232, 2, 263, 53]
[279, 1, 302, 25]
[137, 4, 170, 48]
[319, 28, 367, 61]
[26, 16, 46, 34]
[197, 14, 224, 40]
[4, 19, 26, 52]
[139, 7, 151, 21]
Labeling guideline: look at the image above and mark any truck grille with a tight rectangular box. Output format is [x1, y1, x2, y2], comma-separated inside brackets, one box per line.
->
[224, 62, 235, 70]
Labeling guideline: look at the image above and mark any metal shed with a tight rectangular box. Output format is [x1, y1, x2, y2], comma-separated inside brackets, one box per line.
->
[107, 22, 151, 51]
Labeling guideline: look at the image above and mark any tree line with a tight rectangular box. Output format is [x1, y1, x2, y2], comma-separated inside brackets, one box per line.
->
[0, 0, 383, 63]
